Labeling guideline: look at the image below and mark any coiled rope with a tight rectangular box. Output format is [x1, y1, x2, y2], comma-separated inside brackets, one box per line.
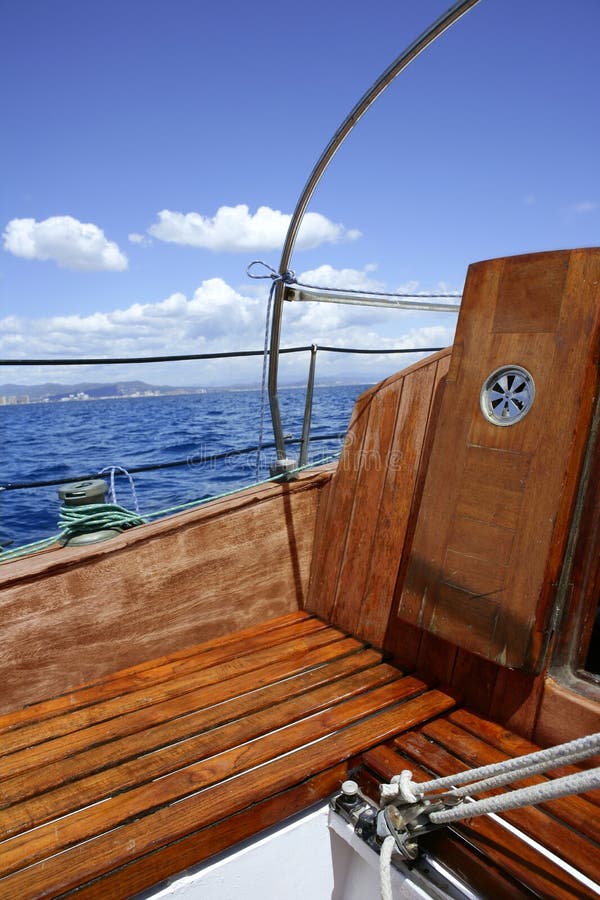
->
[58, 503, 147, 542]
[0, 453, 340, 562]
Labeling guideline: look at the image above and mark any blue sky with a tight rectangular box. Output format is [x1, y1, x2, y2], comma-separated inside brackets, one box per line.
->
[1, 0, 599, 387]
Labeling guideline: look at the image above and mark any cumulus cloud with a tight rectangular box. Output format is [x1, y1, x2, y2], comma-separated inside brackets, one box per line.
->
[147, 205, 361, 252]
[0, 266, 458, 386]
[3, 216, 128, 271]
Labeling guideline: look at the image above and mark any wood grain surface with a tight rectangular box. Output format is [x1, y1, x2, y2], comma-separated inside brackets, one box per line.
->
[307, 349, 451, 649]
[363, 709, 600, 899]
[0, 613, 456, 899]
[0, 469, 331, 715]
[397, 248, 600, 671]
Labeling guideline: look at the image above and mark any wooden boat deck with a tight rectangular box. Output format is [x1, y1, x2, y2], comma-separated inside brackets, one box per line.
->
[0, 610, 453, 899]
[0, 609, 598, 899]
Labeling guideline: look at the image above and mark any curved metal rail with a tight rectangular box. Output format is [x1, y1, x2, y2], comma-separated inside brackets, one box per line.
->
[268, 0, 482, 458]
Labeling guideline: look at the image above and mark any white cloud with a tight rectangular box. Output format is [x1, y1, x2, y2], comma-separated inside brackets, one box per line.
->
[296, 263, 384, 291]
[128, 232, 151, 246]
[147, 205, 361, 252]
[0, 267, 458, 386]
[3, 216, 128, 271]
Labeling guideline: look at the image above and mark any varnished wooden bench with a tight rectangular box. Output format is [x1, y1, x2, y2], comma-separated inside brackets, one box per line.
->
[0, 610, 455, 899]
[1, 609, 598, 899]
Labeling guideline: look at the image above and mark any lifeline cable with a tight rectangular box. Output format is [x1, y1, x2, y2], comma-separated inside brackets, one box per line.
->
[0, 453, 341, 562]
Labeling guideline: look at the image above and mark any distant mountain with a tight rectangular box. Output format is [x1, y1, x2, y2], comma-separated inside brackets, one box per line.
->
[0, 375, 373, 403]
[0, 380, 202, 401]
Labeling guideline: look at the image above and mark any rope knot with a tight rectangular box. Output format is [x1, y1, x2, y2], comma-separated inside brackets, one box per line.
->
[380, 770, 421, 806]
[246, 260, 296, 285]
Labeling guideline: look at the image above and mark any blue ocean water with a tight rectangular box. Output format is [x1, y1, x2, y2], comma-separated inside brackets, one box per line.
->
[0, 384, 368, 550]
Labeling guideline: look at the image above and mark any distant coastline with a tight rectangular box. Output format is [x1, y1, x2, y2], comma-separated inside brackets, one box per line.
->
[0, 378, 373, 405]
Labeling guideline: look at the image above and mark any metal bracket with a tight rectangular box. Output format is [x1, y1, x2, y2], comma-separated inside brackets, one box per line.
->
[377, 799, 452, 860]
[330, 780, 465, 862]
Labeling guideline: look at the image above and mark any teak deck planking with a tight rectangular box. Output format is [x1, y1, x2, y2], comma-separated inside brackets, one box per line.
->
[1, 611, 597, 898]
[0, 612, 456, 899]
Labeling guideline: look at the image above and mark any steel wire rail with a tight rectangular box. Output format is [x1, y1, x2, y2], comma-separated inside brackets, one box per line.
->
[1, 342, 443, 473]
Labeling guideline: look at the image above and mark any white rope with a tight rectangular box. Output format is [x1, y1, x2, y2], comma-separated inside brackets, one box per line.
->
[446, 742, 600, 798]
[403, 731, 600, 798]
[380, 834, 395, 900]
[429, 766, 600, 825]
[99, 465, 141, 515]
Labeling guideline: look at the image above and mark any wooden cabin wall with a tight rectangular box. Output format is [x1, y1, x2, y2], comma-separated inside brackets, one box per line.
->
[306, 349, 451, 647]
[0, 470, 330, 715]
[306, 332, 599, 744]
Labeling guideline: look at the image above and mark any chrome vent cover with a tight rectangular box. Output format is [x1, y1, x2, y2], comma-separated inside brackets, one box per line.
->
[480, 365, 535, 426]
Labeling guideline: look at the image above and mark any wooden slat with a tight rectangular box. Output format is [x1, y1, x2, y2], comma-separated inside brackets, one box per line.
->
[0, 664, 406, 837]
[0, 688, 455, 897]
[307, 350, 451, 651]
[449, 708, 600, 806]
[0, 646, 383, 797]
[331, 379, 403, 633]
[366, 737, 597, 900]
[428, 716, 600, 842]
[410, 722, 600, 883]
[305, 464, 335, 613]
[307, 391, 373, 622]
[74, 764, 349, 900]
[0, 612, 321, 737]
[0, 624, 348, 757]
[358, 357, 445, 645]
[0, 679, 428, 874]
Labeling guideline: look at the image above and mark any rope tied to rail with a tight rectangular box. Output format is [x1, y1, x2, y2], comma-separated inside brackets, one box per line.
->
[247, 261, 297, 480]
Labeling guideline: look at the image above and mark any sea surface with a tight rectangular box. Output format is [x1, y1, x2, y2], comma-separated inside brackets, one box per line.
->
[1, 384, 368, 550]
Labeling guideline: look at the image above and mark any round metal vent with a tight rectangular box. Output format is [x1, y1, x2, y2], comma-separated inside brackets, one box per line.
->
[480, 365, 535, 426]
